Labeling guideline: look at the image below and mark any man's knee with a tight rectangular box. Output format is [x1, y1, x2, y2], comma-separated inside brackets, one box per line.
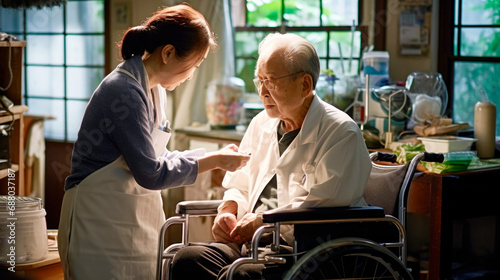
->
[171, 244, 234, 279]
[172, 246, 206, 268]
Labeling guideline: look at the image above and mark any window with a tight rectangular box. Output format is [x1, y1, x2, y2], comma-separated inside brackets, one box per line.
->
[233, 0, 366, 109]
[438, 0, 500, 136]
[0, 0, 107, 141]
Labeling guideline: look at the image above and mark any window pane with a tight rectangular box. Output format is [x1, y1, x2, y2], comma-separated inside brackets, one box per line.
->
[247, 0, 281, 27]
[236, 58, 258, 94]
[66, 0, 105, 33]
[453, 61, 500, 136]
[460, 28, 500, 57]
[322, 0, 358, 26]
[67, 67, 104, 99]
[26, 6, 63, 33]
[319, 59, 327, 72]
[66, 35, 105, 65]
[27, 98, 66, 140]
[329, 60, 359, 78]
[27, 66, 65, 98]
[329, 31, 362, 58]
[284, 0, 320, 26]
[67, 100, 88, 141]
[461, 0, 496, 25]
[235, 31, 268, 57]
[26, 35, 64, 64]
[0, 8, 24, 33]
[291, 31, 327, 58]
[329, 31, 361, 75]
[454, 28, 458, 56]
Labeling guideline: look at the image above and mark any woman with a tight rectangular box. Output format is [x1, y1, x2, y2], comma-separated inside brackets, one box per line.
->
[58, 4, 249, 280]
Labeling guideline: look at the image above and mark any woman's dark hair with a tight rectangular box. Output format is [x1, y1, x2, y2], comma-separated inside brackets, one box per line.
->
[118, 4, 217, 63]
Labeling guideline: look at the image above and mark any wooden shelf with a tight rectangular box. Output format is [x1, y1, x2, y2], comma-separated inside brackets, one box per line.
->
[14, 250, 61, 270]
[0, 105, 28, 123]
[0, 40, 26, 48]
[1, 250, 63, 280]
[0, 164, 19, 179]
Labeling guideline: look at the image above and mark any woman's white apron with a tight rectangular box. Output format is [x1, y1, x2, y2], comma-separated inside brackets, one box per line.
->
[58, 68, 170, 279]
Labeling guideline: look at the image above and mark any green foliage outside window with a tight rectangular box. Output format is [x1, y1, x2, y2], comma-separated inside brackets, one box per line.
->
[453, 0, 500, 136]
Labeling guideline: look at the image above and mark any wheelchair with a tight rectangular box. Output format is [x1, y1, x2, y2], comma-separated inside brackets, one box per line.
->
[156, 151, 443, 280]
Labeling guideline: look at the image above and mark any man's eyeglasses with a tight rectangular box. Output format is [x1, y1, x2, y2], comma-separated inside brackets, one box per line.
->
[253, 71, 304, 91]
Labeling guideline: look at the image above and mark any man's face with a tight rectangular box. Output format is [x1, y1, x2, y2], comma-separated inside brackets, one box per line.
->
[254, 50, 306, 120]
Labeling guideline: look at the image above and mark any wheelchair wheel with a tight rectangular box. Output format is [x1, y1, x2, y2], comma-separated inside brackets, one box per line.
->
[284, 237, 413, 280]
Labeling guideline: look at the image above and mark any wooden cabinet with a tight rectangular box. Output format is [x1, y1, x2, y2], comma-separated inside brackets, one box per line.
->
[0, 40, 28, 195]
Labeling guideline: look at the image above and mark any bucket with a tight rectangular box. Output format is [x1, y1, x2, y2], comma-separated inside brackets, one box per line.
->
[0, 196, 48, 264]
[362, 51, 390, 88]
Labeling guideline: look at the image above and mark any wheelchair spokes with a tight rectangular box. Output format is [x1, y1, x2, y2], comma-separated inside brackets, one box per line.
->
[284, 238, 413, 280]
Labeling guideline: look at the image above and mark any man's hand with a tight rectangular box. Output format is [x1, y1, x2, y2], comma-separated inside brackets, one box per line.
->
[229, 213, 263, 243]
[212, 213, 239, 243]
[212, 200, 239, 243]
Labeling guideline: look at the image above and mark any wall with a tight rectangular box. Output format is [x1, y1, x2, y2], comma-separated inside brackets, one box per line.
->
[109, 0, 171, 69]
[384, 0, 437, 82]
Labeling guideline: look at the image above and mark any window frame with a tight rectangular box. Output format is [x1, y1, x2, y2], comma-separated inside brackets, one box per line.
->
[0, 0, 110, 142]
[234, 0, 368, 94]
[438, 0, 500, 116]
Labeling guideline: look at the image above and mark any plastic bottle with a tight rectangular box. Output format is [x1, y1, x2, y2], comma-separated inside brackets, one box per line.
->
[361, 51, 390, 88]
[474, 101, 496, 158]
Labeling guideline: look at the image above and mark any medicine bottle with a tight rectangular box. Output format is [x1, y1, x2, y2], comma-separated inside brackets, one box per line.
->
[474, 101, 496, 158]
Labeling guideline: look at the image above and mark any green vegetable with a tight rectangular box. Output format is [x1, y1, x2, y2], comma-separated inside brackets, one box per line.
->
[393, 143, 425, 164]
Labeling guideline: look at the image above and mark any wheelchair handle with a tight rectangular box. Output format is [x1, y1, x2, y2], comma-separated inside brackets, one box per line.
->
[376, 152, 397, 163]
[422, 152, 444, 163]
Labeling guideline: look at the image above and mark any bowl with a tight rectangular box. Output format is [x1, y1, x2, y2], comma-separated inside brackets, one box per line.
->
[417, 136, 477, 153]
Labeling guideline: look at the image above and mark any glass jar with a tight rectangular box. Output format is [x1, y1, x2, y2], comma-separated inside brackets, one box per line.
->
[316, 74, 336, 104]
[206, 77, 245, 128]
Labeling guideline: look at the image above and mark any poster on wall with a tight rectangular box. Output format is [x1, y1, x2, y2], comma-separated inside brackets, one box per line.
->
[113, 2, 132, 29]
[399, 2, 432, 55]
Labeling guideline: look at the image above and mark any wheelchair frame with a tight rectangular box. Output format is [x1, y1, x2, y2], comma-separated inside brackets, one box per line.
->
[156, 152, 443, 280]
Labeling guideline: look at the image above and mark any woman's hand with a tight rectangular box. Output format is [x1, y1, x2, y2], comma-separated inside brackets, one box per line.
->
[198, 144, 250, 173]
[215, 144, 251, 172]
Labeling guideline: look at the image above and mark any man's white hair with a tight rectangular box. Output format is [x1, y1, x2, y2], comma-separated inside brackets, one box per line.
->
[257, 33, 320, 89]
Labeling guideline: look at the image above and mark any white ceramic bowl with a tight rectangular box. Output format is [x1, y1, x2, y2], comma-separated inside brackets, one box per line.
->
[418, 136, 477, 153]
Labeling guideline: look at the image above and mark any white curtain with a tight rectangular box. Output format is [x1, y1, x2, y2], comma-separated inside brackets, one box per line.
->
[163, 0, 236, 130]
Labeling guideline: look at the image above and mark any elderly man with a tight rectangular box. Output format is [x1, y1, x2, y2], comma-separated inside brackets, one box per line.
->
[171, 33, 371, 280]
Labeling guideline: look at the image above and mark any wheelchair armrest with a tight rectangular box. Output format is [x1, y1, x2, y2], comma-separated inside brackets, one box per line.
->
[262, 206, 385, 224]
[175, 200, 224, 215]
